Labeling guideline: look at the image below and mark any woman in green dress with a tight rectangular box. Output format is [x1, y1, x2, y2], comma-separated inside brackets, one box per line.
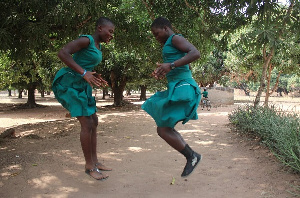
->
[142, 17, 202, 177]
[52, 17, 114, 180]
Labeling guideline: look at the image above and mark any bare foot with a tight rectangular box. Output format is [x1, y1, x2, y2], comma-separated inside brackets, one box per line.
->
[95, 162, 112, 171]
[85, 167, 109, 180]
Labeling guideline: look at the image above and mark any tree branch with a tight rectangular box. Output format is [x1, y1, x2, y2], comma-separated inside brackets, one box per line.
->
[142, 0, 155, 20]
[270, 70, 282, 96]
[184, 0, 206, 27]
[76, 16, 92, 30]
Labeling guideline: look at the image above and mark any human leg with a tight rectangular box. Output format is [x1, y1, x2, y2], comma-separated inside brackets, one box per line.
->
[157, 127, 186, 152]
[157, 127, 202, 177]
[90, 113, 112, 171]
[77, 116, 108, 180]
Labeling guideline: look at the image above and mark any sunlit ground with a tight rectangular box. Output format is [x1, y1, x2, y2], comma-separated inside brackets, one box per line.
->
[0, 91, 299, 130]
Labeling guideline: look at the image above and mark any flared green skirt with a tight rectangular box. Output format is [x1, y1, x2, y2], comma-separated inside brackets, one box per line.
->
[52, 68, 96, 117]
[142, 76, 201, 128]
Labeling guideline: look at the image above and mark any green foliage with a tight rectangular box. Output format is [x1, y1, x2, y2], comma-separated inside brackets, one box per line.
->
[193, 49, 227, 86]
[229, 105, 300, 173]
[0, 53, 12, 90]
[1, 0, 299, 104]
[37, 51, 62, 91]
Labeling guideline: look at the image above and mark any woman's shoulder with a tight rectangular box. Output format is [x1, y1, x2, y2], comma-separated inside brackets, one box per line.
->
[78, 35, 94, 46]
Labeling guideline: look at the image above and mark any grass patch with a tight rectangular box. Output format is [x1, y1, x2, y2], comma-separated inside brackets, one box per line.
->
[229, 105, 300, 174]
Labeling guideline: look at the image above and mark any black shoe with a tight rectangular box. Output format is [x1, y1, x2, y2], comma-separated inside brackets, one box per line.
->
[181, 152, 202, 177]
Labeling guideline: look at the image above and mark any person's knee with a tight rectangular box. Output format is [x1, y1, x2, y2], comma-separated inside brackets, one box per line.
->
[80, 117, 95, 132]
[157, 127, 170, 138]
[91, 115, 98, 128]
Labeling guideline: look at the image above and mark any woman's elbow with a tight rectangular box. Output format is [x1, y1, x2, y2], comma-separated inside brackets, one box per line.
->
[194, 50, 201, 60]
[57, 50, 63, 59]
[57, 48, 67, 60]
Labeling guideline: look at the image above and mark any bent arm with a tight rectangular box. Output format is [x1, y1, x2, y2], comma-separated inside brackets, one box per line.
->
[57, 37, 90, 75]
[171, 35, 200, 67]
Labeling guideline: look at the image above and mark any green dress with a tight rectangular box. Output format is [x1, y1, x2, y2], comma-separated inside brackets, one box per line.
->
[142, 34, 201, 128]
[52, 35, 102, 117]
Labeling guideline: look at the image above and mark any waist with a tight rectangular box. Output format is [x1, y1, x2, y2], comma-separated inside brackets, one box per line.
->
[166, 70, 193, 82]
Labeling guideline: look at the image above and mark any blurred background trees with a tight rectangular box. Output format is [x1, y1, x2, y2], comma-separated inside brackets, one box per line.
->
[0, 0, 299, 107]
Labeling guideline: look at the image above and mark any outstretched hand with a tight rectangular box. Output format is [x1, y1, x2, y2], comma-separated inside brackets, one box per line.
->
[83, 71, 108, 88]
[152, 62, 171, 80]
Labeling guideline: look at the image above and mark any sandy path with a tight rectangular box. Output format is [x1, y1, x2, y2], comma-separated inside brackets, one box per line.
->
[0, 95, 299, 198]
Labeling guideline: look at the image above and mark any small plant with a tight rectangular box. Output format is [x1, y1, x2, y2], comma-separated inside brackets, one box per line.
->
[229, 104, 300, 173]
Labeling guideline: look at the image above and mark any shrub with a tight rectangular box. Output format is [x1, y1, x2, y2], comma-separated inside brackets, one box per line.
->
[229, 105, 300, 173]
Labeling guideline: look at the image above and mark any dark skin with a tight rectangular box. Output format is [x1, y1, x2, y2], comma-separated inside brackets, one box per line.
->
[151, 25, 200, 152]
[151, 26, 200, 79]
[58, 22, 115, 180]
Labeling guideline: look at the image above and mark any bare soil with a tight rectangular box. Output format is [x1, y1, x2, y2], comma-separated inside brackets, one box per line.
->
[0, 93, 299, 198]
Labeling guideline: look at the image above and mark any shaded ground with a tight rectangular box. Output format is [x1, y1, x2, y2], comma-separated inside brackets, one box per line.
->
[0, 94, 299, 198]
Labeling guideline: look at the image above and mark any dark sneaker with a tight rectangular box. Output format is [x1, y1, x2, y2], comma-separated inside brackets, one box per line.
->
[181, 152, 202, 177]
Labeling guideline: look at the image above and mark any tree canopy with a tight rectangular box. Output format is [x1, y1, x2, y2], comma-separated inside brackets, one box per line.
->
[0, 0, 299, 107]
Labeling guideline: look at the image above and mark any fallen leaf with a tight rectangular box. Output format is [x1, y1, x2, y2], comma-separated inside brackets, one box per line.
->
[170, 177, 175, 185]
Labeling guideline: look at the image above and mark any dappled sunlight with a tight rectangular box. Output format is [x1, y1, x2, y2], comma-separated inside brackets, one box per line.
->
[198, 112, 229, 116]
[0, 118, 59, 128]
[64, 170, 80, 177]
[127, 147, 151, 153]
[195, 140, 214, 146]
[141, 134, 154, 137]
[0, 164, 22, 178]
[50, 149, 82, 164]
[20, 129, 36, 136]
[29, 175, 60, 189]
[56, 186, 79, 193]
[232, 157, 250, 162]
[1, 93, 298, 197]
[27, 174, 80, 198]
[0, 146, 8, 150]
[60, 150, 73, 155]
[202, 132, 217, 137]
[179, 129, 201, 134]
[218, 143, 232, 147]
[101, 152, 124, 161]
[132, 101, 144, 105]
[97, 111, 145, 123]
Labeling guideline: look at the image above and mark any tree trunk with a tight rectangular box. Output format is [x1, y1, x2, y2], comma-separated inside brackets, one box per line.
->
[26, 83, 37, 108]
[126, 89, 131, 96]
[18, 89, 23, 99]
[40, 88, 45, 98]
[265, 66, 281, 107]
[113, 87, 124, 106]
[110, 71, 127, 106]
[261, 1, 294, 106]
[264, 63, 272, 107]
[110, 90, 114, 98]
[102, 88, 107, 99]
[8, 89, 12, 96]
[140, 85, 147, 100]
[254, 45, 274, 108]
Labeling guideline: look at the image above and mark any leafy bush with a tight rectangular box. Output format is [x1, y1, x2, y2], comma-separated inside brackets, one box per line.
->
[229, 105, 300, 173]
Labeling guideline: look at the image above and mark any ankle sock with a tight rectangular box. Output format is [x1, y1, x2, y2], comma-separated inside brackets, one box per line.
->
[180, 144, 194, 159]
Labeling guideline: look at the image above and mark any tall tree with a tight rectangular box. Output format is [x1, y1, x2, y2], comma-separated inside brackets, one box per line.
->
[0, 0, 119, 107]
[226, 1, 300, 107]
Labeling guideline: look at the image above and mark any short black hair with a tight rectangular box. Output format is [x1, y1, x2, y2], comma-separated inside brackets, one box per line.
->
[95, 17, 114, 29]
[151, 17, 172, 29]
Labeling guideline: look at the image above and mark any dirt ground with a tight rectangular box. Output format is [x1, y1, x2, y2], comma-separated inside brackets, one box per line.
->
[0, 93, 299, 198]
